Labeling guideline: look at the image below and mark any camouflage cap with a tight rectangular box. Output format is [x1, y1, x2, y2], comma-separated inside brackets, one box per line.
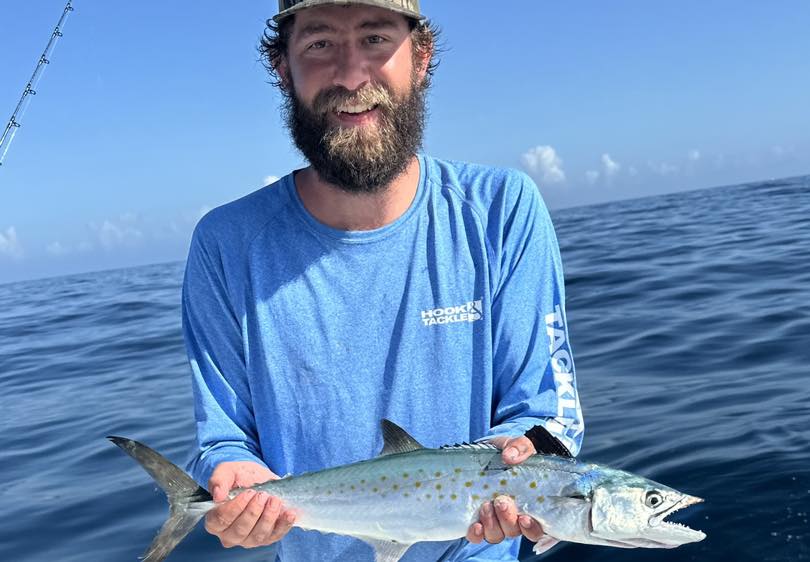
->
[274, 0, 423, 23]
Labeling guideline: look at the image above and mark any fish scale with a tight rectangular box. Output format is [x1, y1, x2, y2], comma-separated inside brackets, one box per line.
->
[109, 420, 705, 562]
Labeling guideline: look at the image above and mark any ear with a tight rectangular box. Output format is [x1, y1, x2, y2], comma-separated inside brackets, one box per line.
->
[275, 56, 292, 91]
[414, 44, 432, 84]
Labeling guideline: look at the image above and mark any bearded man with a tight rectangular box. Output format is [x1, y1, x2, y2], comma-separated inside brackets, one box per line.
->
[182, 1, 584, 560]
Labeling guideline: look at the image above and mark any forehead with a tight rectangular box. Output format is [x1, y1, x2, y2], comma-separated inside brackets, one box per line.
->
[289, 4, 410, 38]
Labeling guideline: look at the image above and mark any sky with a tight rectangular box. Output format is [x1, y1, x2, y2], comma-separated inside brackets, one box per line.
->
[1, 1, 808, 283]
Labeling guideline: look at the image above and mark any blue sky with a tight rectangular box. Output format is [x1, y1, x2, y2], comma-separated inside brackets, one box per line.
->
[1, 1, 808, 283]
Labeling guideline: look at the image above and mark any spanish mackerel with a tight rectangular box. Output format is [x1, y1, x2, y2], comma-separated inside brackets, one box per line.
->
[109, 420, 705, 561]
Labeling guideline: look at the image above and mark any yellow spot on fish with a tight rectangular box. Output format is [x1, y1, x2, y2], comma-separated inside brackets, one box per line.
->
[465, 481, 473, 487]
[500, 479, 507, 487]
[439, 494, 445, 500]
[435, 484, 442, 491]
[537, 495, 545, 503]
[483, 484, 490, 490]
[361, 479, 366, 484]
[372, 487, 379, 493]
[393, 484, 399, 491]
[510, 469, 518, 476]
[529, 481, 537, 489]
[435, 471, 442, 477]
[350, 485, 356, 490]
[404, 492, 410, 497]
[415, 481, 422, 488]
[403, 472, 409, 478]
[472, 494, 480, 501]
[454, 468, 462, 474]
[426, 494, 432, 499]
[381, 475, 387, 481]
[326, 490, 332, 495]
[479, 471, 486, 477]
[451, 493, 458, 500]
[491, 492, 499, 499]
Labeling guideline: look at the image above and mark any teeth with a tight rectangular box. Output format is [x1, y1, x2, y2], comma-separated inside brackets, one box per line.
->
[337, 104, 374, 114]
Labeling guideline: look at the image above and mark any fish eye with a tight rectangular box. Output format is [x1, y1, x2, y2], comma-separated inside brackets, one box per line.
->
[644, 490, 664, 508]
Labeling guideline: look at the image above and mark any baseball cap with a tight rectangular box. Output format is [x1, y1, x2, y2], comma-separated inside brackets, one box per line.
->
[274, 0, 424, 23]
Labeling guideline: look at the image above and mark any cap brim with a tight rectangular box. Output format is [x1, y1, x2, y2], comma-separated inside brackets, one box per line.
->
[274, 0, 424, 23]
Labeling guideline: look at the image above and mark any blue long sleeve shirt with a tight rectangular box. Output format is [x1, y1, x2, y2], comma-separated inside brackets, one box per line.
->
[182, 154, 583, 561]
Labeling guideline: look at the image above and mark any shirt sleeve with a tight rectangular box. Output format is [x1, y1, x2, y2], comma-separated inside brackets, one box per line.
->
[182, 221, 268, 487]
[484, 172, 584, 456]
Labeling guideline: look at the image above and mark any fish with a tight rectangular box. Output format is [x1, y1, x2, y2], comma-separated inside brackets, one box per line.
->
[109, 420, 705, 561]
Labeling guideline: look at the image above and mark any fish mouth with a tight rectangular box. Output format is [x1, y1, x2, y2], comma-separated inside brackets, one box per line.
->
[648, 495, 706, 543]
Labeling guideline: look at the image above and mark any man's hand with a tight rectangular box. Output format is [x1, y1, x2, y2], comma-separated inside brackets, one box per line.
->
[465, 435, 545, 546]
[204, 461, 296, 549]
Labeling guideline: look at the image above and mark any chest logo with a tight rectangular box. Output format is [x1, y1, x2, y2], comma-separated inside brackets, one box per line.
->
[420, 300, 483, 327]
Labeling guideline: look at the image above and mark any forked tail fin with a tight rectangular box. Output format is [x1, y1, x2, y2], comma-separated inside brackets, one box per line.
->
[108, 436, 213, 562]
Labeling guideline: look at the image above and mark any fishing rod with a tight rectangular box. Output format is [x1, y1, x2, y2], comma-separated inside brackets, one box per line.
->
[0, 0, 75, 167]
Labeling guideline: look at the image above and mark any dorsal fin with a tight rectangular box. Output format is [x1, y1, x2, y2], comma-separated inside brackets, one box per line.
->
[525, 425, 573, 458]
[379, 420, 426, 456]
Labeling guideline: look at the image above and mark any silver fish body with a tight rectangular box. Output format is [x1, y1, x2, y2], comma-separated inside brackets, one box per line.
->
[110, 421, 705, 561]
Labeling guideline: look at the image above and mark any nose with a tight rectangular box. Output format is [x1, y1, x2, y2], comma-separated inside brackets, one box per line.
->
[332, 42, 370, 92]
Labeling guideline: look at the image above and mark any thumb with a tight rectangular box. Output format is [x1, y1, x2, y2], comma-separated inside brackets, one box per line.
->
[208, 469, 237, 503]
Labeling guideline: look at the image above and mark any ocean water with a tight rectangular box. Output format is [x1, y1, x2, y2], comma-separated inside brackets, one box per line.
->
[1, 175, 808, 562]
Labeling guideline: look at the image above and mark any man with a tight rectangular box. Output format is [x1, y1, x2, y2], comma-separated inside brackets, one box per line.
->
[182, 1, 583, 560]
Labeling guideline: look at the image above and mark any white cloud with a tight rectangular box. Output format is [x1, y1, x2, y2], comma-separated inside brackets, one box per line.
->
[648, 161, 679, 175]
[46, 241, 69, 256]
[88, 215, 144, 251]
[0, 226, 23, 259]
[602, 153, 621, 177]
[585, 170, 600, 184]
[688, 149, 701, 161]
[521, 145, 566, 185]
[263, 175, 280, 186]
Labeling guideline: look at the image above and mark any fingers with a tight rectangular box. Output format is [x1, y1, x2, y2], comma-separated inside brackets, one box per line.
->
[501, 436, 536, 465]
[242, 496, 296, 548]
[205, 490, 296, 549]
[519, 515, 545, 542]
[205, 489, 260, 539]
[470, 497, 545, 547]
[493, 496, 521, 538]
[479, 501, 505, 544]
[466, 522, 484, 544]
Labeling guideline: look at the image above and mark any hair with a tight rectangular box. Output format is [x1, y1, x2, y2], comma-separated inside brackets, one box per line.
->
[258, 14, 442, 89]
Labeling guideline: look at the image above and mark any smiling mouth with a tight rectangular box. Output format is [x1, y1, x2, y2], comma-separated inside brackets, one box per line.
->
[335, 103, 378, 116]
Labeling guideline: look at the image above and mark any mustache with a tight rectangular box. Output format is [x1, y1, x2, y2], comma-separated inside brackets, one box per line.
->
[313, 83, 396, 115]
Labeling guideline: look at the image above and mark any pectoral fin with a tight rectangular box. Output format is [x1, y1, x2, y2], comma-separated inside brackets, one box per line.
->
[364, 539, 412, 562]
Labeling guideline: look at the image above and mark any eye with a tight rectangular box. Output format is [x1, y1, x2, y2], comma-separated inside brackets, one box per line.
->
[308, 40, 329, 50]
[367, 35, 386, 44]
[644, 491, 664, 508]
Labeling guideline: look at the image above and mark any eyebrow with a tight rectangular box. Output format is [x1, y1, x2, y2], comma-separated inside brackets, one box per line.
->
[295, 18, 402, 40]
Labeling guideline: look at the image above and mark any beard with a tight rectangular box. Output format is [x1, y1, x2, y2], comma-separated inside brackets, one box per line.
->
[283, 73, 427, 194]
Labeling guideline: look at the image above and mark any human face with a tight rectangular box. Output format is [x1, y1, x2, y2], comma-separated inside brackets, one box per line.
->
[282, 5, 422, 126]
[278, 5, 429, 193]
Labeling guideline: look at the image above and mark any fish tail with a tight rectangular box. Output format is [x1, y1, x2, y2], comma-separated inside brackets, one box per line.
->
[108, 436, 213, 562]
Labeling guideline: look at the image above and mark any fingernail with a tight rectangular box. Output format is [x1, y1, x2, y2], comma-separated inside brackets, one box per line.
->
[495, 499, 508, 512]
[519, 515, 531, 527]
[474, 526, 483, 537]
[506, 447, 519, 460]
[482, 503, 492, 515]
[285, 511, 296, 524]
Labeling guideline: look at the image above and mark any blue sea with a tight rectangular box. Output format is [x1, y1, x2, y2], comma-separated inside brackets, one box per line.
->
[1, 175, 808, 562]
